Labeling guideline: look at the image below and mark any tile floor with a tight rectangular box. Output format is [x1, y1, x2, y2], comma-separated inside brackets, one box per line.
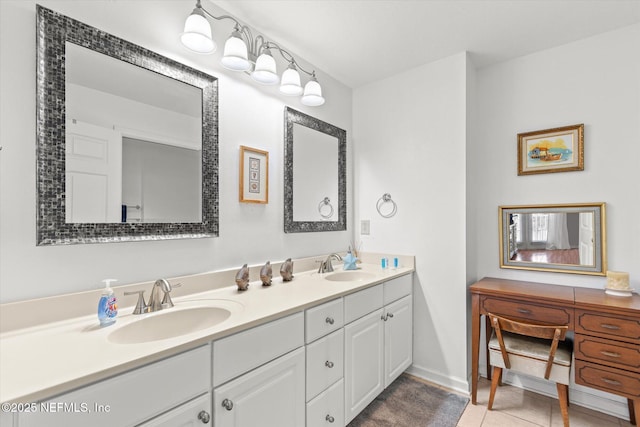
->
[456, 378, 634, 427]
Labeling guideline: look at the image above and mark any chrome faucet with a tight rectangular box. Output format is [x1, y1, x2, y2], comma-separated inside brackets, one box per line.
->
[318, 253, 343, 274]
[125, 279, 181, 315]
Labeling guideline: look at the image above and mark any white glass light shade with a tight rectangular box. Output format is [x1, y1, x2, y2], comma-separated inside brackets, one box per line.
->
[279, 65, 303, 96]
[251, 51, 279, 85]
[180, 9, 216, 54]
[301, 78, 325, 106]
[221, 33, 250, 71]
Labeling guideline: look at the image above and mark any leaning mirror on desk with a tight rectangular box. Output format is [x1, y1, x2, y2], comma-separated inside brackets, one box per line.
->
[498, 203, 606, 275]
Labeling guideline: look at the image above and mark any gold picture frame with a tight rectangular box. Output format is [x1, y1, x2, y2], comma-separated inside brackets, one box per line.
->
[517, 124, 584, 175]
[239, 146, 268, 204]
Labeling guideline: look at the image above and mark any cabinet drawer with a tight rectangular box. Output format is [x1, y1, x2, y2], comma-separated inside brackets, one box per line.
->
[213, 312, 304, 386]
[306, 329, 344, 401]
[575, 360, 640, 399]
[575, 334, 640, 372]
[383, 274, 412, 305]
[138, 393, 211, 426]
[306, 298, 343, 343]
[19, 345, 211, 427]
[344, 284, 383, 324]
[306, 379, 344, 427]
[480, 296, 573, 327]
[575, 310, 640, 344]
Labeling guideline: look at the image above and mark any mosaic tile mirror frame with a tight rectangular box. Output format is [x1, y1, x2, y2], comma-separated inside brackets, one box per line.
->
[36, 6, 219, 245]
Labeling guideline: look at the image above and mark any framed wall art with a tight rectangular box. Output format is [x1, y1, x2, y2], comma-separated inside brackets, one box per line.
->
[239, 146, 269, 203]
[517, 124, 584, 175]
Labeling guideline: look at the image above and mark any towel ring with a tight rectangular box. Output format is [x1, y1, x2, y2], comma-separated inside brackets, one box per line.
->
[376, 193, 397, 218]
[318, 197, 334, 219]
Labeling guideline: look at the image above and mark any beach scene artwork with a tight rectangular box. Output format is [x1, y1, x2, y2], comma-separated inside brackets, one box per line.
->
[526, 136, 573, 168]
[517, 124, 583, 175]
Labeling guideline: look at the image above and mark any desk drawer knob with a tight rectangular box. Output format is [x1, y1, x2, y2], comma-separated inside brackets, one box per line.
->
[221, 399, 234, 411]
[600, 350, 621, 358]
[600, 323, 620, 330]
[326, 414, 335, 423]
[325, 317, 335, 325]
[325, 360, 334, 368]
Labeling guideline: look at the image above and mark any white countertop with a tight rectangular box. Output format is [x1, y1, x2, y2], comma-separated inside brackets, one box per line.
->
[0, 262, 413, 404]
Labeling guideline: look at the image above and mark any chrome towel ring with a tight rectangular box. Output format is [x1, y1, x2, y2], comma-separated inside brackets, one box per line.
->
[376, 193, 397, 218]
[318, 197, 334, 219]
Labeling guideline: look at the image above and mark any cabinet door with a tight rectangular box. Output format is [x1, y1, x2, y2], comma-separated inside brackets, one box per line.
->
[214, 347, 305, 427]
[384, 295, 413, 387]
[138, 393, 211, 427]
[344, 308, 384, 424]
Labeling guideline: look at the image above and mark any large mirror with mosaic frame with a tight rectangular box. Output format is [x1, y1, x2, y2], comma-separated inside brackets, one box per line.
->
[499, 203, 607, 275]
[36, 5, 218, 245]
[284, 107, 347, 233]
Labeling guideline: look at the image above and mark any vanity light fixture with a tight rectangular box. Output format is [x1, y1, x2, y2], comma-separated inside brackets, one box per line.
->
[181, 0, 325, 106]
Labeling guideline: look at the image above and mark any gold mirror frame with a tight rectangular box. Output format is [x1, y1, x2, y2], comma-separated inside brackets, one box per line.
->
[499, 203, 607, 275]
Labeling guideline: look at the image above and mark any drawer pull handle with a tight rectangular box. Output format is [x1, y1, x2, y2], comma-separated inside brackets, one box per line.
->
[325, 317, 335, 325]
[221, 399, 234, 411]
[326, 414, 335, 423]
[600, 323, 620, 330]
[517, 308, 532, 315]
[387, 313, 394, 319]
[325, 360, 334, 368]
[601, 378, 622, 386]
[600, 350, 621, 358]
[198, 410, 211, 424]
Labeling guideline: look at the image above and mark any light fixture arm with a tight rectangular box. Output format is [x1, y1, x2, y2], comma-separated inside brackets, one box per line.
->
[261, 41, 315, 77]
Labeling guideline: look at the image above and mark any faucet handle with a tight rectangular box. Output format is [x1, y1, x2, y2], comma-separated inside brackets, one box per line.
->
[124, 290, 149, 315]
[161, 282, 181, 309]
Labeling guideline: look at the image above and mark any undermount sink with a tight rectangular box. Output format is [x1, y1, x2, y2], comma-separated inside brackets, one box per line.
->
[324, 271, 376, 282]
[108, 300, 239, 344]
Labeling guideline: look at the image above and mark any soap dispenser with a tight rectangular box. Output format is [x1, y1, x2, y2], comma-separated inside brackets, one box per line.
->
[98, 279, 118, 327]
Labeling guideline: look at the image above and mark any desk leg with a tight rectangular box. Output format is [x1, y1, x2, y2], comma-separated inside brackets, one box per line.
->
[471, 293, 480, 405]
[485, 315, 492, 380]
[629, 399, 637, 425]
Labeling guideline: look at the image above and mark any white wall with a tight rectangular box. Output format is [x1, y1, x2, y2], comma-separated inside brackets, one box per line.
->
[472, 23, 640, 290]
[353, 52, 469, 391]
[0, 0, 352, 302]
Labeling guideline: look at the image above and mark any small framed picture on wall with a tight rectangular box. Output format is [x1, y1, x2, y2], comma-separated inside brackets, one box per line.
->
[239, 145, 269, 203]
[517, 123, 584, 175]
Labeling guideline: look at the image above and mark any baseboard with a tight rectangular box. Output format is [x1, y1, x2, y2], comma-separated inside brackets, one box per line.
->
[502, 372, 631, 422]
[406, 364, 470, 396]
[409, 365, 631, 422]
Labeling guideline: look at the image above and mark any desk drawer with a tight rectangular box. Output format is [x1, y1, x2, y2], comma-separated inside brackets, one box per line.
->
[481, 296, 573, 327]
[575, 360, 640, 399]
[575, 310, 640, 344]
[575, 334, 640, 373]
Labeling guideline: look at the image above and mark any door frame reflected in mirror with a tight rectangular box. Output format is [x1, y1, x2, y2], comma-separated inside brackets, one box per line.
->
[498, 203, 607, 275]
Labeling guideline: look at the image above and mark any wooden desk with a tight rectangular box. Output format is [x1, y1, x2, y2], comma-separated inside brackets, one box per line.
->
[470, 277, 640, 424]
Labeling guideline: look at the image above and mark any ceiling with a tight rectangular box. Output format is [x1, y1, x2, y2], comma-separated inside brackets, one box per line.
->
[213, 0, 640, 89]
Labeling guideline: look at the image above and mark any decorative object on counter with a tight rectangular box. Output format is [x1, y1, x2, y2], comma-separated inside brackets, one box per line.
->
[393, 257, 399, 269]
[97, 279, 118, 327]
[235, 264, 250, 291]
[605, 271, 633, 297]
[260, 261, 273, 286]
[280, 258, 294, 281]
[239, 146, 269, 204]
[376, 193, 397, 218]
[517, 123, 584, 176]
[180, 0, 326, 106]
[318, 197, 334, 219]
[381, 257, 389, 270]
[343, 249, 358, 270]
